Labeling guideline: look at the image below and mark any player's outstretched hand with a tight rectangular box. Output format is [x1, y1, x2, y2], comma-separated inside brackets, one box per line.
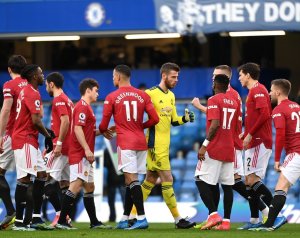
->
[184, 108, 195, 123]
[45, 136, 53, 153]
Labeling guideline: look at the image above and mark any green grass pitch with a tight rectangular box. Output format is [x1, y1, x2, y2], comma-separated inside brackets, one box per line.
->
[0, 223, 299, 238]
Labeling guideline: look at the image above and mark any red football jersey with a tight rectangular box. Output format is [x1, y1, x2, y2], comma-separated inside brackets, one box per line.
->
[68, 99, 96, 165]
[272, 99, 300, 155]
[51, 93, 74, 155]
[226, 85, 243, 150]
[99, 86, 155, 150]
[245, 82, 272, 149]
[206, 93, 238, 162]
[3, 77, 28, 136]
[12, 85, 42, 150]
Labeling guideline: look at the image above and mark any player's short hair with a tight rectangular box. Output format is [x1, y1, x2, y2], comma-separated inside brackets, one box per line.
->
[114, 65, 131, 78]
[271, 79, 291, 96]
[21, 64, 39, 82]
[46, 72, 64, 88]
[237, 62, 260, 80]
[8, 55, 27, 74]
[160, 62, 180, 76]
[79, 78, 99, 96]
[214, 74, 230, 91]
[215, 65, 232, 78]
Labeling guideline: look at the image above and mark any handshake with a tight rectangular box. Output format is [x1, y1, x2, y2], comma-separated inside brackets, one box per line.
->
[183, 108, 195, 123]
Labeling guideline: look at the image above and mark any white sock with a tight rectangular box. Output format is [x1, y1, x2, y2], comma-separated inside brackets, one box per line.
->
[250, 218, 260, 224]
[262, 207, 269, 217]
[120, 215, 129, 221]
[174, 216, 182, 224]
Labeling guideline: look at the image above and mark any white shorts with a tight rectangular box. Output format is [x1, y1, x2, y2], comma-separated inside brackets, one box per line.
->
[14, 144, 46, 179]
[281, 152, 300, 185]
[70, 158, 94, 183]
[234, 149, 244, 176]
[0, 135, 15, 170]
[44, 151, 70, 182]
[244, 143, 271, 179]
[194, 152, 234, 185]
[117, 147, 147, 174]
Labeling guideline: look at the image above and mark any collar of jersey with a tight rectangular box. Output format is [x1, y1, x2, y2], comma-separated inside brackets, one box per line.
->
[157, 85, 168, 94]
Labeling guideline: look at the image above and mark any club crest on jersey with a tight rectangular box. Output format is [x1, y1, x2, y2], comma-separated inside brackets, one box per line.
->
[161, 106, 172, 113]
[35, 100, 40, 108]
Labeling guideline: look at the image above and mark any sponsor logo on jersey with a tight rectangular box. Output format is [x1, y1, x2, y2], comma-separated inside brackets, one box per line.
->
[55, 102, 66, 106]
[272, 113, 282, 118]
[254, 93, 264, 98]
[207, 105, 217, 109]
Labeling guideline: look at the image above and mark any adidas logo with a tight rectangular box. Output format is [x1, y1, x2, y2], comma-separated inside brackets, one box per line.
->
[159, 100, 163, 103]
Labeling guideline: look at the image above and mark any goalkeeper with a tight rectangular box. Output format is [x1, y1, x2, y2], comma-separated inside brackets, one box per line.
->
[130, 63, 196, 229]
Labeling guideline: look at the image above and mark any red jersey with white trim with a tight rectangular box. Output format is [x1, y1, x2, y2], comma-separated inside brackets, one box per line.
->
[68, 99, 96, 165]
[206, 93, 238, 162]
[12, 85, 42, 150]
[272, 99, 300, 155]
[245, 82, 272, 149]
[226, 85, 243, 150]
[99, 86, 154, 150]
[3, 77, 28, 136]
[51, 93, 74, 155]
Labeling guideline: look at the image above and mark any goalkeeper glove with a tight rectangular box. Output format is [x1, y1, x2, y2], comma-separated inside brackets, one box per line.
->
[183, 108, 195, 123]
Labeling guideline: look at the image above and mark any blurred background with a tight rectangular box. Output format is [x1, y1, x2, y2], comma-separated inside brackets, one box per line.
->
[1, 0, 300, 223]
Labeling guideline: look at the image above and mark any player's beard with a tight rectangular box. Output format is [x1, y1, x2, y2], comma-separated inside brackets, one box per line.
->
[270, 97, 278, 109]
[165, 77, 176, 89]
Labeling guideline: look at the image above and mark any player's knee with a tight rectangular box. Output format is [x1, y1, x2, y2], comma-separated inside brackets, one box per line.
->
[84, 183, 95, 193]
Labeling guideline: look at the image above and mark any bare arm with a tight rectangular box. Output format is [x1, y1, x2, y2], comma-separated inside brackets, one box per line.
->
[31, 113, 51, 138]
[74, 125, 94, 163]
[191, 97, 207, 114]
[53, 115, 69, 157]
[198, 119, 220, 160]
[0, 98, 13, 136]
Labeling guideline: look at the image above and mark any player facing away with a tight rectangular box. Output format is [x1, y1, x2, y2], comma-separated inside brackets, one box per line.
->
[44, 72, 74, 227]
[11, 65, 54, 231]
[0, 55, 27, 229]
[99, 65, 159, 230]
[56, 78, 112, 230]
[192, 65, 268, 230]
[256, 79, 298, 231]
[195, 74, 238, 230]
[130, 62, 196, 229]
[237, 62, 274, 230]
